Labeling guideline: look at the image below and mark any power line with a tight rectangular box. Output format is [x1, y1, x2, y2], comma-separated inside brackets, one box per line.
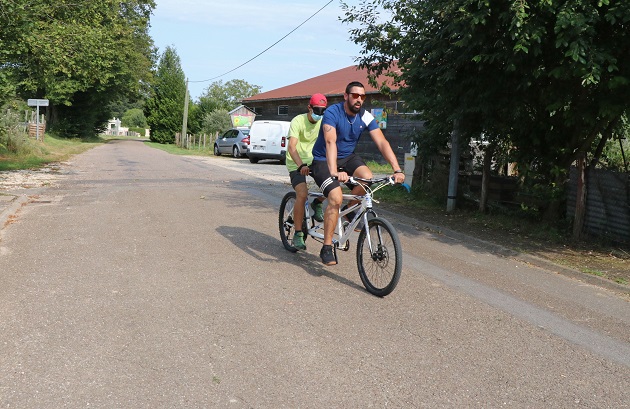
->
[189, 0, 334, 84]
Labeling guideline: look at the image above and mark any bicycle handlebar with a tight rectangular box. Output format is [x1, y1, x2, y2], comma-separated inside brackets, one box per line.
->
[306, 166, 399, 185]
[332, 175, 397, 185]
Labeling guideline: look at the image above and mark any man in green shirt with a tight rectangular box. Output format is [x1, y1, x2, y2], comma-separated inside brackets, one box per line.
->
[285, 93, 328, 250]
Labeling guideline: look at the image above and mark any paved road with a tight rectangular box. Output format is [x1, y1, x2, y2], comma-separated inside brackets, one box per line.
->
[1, 140, 628, 408]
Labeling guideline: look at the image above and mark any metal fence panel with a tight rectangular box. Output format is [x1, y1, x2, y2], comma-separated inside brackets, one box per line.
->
[567, 168, 630, 243]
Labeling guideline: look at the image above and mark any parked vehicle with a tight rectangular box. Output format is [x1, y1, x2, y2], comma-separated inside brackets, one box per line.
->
[214, 128, 250, 158]
[247, 120, 291, 164]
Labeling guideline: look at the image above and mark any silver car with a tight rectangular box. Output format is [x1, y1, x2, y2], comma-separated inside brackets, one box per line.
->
[214, 128, 250, 158]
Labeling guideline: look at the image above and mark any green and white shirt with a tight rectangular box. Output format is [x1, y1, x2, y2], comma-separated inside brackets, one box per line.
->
[285, 113, 322, 172]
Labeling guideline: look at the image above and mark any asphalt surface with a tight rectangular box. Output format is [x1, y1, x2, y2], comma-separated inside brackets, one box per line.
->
[1, 139, 629, 408]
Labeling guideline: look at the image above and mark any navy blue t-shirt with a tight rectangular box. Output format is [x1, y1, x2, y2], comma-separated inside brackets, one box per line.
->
[312, 102, 379, 160]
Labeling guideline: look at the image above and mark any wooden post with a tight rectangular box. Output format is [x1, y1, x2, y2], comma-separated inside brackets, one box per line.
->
[573, 153, 587, 240]
[181, 78, 189, 142]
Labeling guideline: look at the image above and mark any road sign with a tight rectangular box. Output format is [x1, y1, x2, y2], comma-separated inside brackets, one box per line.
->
[27, 99, 49, 107]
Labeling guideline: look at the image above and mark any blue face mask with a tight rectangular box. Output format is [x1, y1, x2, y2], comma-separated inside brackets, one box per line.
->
[311, 113, 323, 121]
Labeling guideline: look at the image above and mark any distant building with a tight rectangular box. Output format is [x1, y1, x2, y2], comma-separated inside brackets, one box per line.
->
[104, 118, 148, 137]
[228, 105, 256, 128]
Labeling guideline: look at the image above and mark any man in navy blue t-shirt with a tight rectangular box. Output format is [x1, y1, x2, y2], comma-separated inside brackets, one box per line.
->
[311, 81, 405, 265]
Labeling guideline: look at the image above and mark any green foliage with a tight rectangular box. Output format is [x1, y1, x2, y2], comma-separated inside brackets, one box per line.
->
[0, 0, 156, 138]
[598, 137, 630, 172]
[108, 97, 145, 122]
[145, 46, 186, 144]
[122, 108, 148, 128]
[0, 132, 103, 171]
[197, 79, 261, 116]
[1, 104, 30, 155]
[342, 0, 630, 218]
[202, 110, 232, 137]
[192, 79, 260, 140]
[186, 102, 203, 135]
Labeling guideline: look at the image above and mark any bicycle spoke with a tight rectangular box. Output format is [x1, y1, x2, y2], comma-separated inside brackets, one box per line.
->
[279, 192, 298, 252]
[356, 217, 402, 296]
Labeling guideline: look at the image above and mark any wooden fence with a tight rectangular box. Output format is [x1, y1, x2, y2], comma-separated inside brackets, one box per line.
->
[175, 132, 218, 150]
[28, 122, 46, 139]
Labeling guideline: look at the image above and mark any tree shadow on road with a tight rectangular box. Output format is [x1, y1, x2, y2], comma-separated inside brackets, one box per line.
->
[216, 226, 367, 294]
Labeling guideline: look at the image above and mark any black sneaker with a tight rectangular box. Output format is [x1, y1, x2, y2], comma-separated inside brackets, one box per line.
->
[319, 245, 336, 265]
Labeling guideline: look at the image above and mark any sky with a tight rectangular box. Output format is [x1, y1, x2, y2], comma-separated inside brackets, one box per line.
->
[149, 0, 365, 101]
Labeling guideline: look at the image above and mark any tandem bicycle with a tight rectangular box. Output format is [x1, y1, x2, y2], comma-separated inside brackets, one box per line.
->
[279, 175, 402, 297]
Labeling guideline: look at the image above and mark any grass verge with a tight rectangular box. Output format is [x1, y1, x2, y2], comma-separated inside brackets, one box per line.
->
[143, 141, 211, 156]
[0, 133, 104, 171]
[364, 161, 628, 289]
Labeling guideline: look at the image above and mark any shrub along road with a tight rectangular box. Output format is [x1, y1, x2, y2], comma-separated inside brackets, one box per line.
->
[0, 140, 628, 407]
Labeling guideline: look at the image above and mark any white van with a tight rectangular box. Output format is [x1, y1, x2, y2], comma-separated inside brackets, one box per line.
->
[247, 120, 291, 164]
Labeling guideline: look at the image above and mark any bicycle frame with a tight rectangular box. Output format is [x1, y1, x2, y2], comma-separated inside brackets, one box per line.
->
[303, 176, 394, 250]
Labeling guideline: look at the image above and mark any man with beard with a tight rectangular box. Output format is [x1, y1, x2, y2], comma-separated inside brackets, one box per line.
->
[310, 81, 405, 266]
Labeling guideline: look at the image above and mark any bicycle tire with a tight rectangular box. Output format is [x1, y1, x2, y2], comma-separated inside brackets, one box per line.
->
[278, 192, 308, 252]
[356, 217, 402, 297]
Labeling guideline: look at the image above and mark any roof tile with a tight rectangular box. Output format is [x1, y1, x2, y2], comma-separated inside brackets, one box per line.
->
[243, 63, 400, 102]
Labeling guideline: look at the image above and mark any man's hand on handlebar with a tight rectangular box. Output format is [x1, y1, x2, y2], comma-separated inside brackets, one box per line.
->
[300, 165, 310, 176]
[392, 172, 405, 184]
[334, 171, 349, 183]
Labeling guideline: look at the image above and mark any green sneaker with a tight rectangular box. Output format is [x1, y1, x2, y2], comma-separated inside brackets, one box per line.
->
[293, 231, 306, 250]
[311, 200, 324, 222]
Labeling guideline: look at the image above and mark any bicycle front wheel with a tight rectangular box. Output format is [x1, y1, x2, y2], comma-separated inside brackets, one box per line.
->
[279, 191, 306, 252]
[356, 217, 402, 297]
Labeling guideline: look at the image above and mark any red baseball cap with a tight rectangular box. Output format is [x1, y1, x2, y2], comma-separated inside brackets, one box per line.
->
[309, 93, 327, 107]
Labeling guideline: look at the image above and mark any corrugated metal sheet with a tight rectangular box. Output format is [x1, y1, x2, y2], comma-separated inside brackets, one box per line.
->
[567, 168, 630, 243]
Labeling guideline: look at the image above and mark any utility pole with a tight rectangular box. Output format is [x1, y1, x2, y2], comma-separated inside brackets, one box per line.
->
[181, 78, 190, 147]
[446, 119, 461, 213]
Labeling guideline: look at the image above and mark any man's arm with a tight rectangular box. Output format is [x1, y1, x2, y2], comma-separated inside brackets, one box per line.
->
[287, 136, 302, 166]
[369, 128, 405, 183]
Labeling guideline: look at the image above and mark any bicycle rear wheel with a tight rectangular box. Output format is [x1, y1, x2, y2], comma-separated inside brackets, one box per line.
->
[278, 191, 307, 252]
[356, 217, 402, 297]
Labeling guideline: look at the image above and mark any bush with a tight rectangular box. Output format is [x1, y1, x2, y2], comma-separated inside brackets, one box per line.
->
[0, 105, 31, 155]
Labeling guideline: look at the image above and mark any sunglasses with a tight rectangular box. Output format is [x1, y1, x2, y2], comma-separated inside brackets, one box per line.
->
[349, 92, 367, 100]
[311, 106, 327, 115]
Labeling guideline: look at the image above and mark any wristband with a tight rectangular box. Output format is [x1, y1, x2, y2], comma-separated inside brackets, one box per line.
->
[393, 170, 403, 174]
[297, 164, 308, 171]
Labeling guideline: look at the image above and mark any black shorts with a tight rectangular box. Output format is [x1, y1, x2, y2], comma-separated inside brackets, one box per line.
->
[311, 153, 367, 197]
[289, 170, 307, 188]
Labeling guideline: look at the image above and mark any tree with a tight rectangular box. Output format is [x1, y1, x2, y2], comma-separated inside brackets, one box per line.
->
[342, 0, 630, 220]
[145, 46, 186, 144]
[186, 102, 203, 136]
[108, 97, 146, 122]
[202, 110, 232, 139]
[0, 0, 156, 138]
[122, 108, 148, 128]
[197, 79, 261, 116]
